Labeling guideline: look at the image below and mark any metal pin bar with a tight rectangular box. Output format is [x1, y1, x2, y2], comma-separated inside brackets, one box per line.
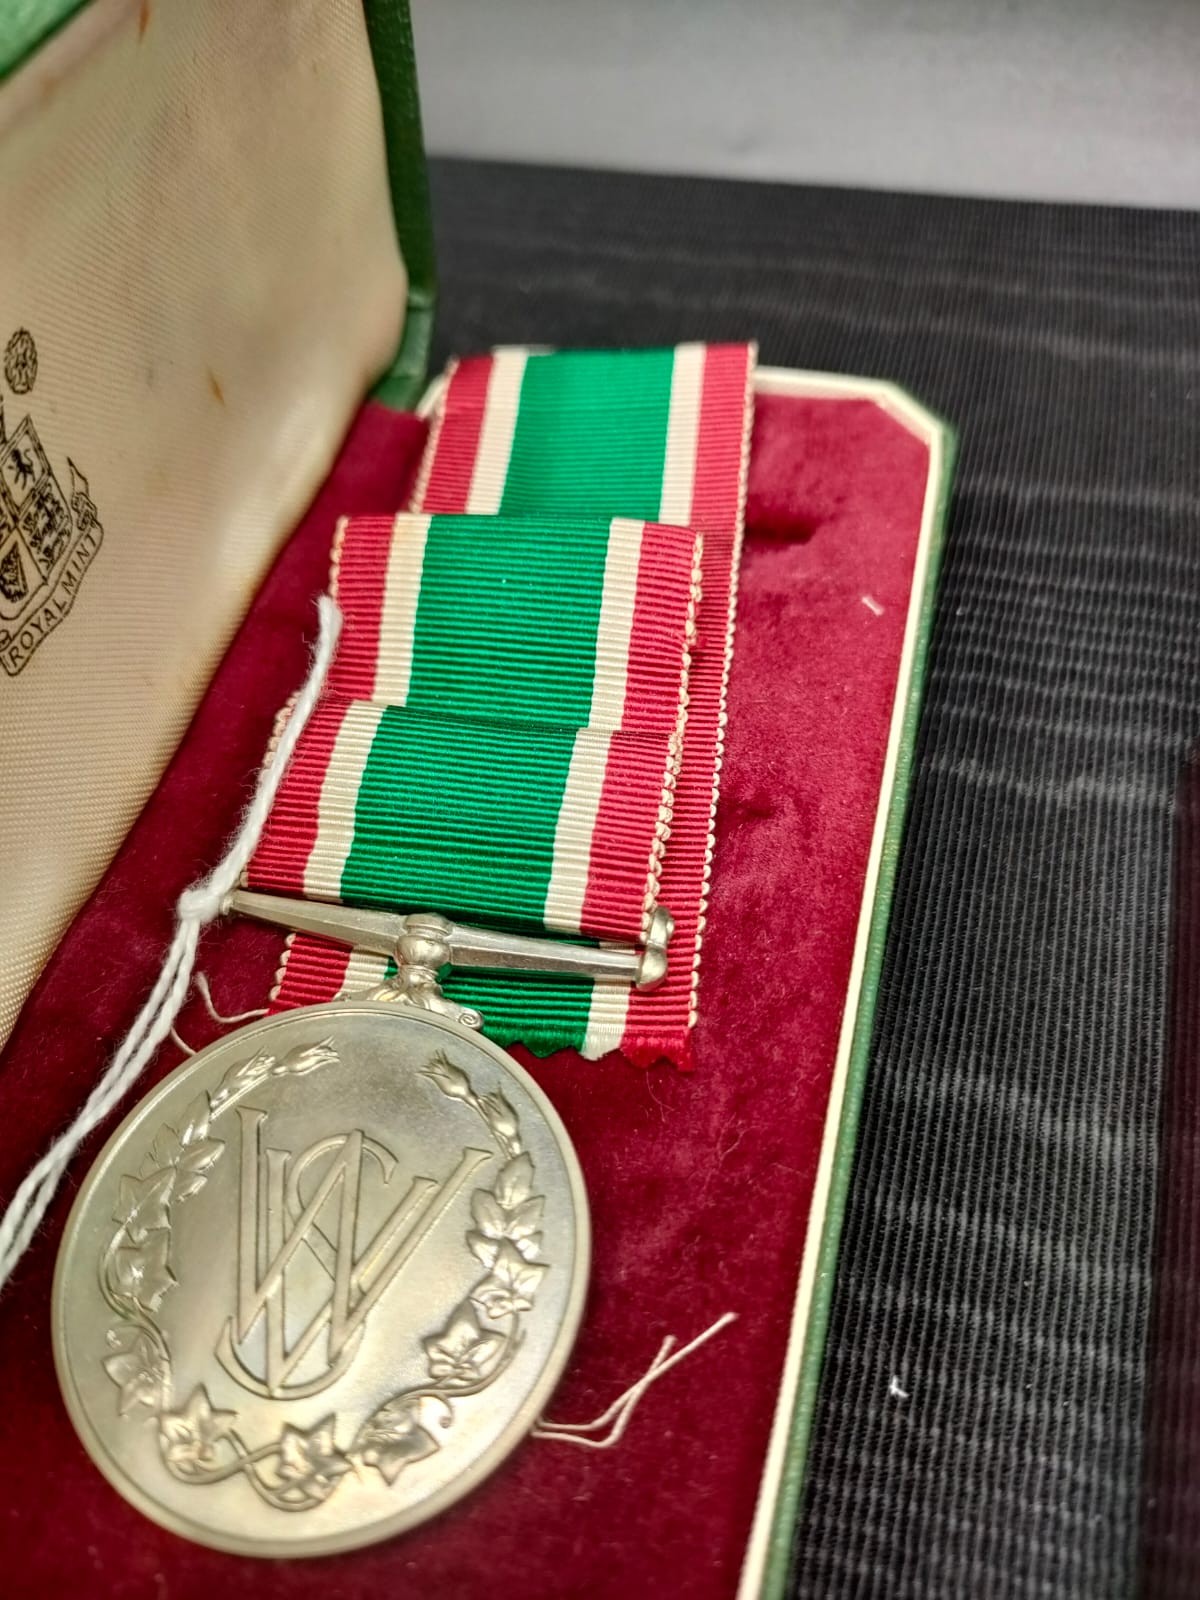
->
[225, 890, 672, 990]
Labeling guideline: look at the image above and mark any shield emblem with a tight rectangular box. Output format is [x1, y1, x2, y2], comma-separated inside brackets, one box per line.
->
[0, 398, 104, 673]
[0, 417, 74, 617]
[0, 519, 30, 619]
[0, 418, 50, 518]
[19, 471, 73, 578]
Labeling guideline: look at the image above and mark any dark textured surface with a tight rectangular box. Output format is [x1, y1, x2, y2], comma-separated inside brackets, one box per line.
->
[427, 158, 1200, 1599]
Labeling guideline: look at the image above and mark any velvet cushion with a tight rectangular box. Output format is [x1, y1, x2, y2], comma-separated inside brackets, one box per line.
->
[0, 388, 929, 1596]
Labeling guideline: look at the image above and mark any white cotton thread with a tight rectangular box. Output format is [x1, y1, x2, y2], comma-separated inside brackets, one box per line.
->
[532, 1311, 737, 1450]
[0, 597, 343, 1293]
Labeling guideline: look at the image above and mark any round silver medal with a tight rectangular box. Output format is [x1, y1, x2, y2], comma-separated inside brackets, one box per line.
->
[53, 1002, 589, 1557]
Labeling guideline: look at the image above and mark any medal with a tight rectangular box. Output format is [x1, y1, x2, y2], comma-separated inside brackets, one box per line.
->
[55, 1005, 583, 1558]
[47, 343, 755, 1555]
[54, 903, 672, 1554]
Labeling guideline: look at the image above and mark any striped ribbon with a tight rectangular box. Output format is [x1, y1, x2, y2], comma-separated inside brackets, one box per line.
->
[253, 343, 754, 1063]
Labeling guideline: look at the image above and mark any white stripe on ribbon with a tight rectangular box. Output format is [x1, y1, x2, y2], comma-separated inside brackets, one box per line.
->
[466, 348, 529, 513]
[542, 728, 612, 933]
[588, 516, 645, 731]
[583, 978, 632, 1058]
[338, 949, 391, 998]
[658, 342, 705, 525]
[373, 513, 431, 702]
[303, 701, 386, 900]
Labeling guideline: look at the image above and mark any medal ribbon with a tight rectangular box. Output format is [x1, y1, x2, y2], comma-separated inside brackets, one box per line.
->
[251, 344, 755, 1063]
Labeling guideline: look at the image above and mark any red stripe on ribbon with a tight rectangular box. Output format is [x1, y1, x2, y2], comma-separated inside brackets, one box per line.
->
[245, 699, 351, 896]
[576, 731, 679, 942]
[580, 522, 700, 940]
[620, 343, 754, 1065]
[691, 344, 754, 533]
[415, 356, 494, 513]
[270, 933, 355, 1014]
[622, 524, 701, 734]
[327, 517, 394, 698]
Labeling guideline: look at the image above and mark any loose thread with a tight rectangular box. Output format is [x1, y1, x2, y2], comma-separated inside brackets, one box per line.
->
[0, 597, 343, 1292]
[532, 1311, 737, 1450]
[194, 971, 269, 1026]
[168, 971, 271, 1056]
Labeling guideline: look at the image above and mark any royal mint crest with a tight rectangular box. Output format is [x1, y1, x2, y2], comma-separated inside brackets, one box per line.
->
[0, 329, 103, 677]
[52, 1004, 589, 1557]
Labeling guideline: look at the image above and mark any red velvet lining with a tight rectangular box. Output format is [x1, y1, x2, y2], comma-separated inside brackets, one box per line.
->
[0, 390, 929, 1597]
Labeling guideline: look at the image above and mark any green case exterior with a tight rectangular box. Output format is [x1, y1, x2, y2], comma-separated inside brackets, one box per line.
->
[0, 0, 81, 77]
[0, 1, 436, 407]
[361, 0, 436, 409]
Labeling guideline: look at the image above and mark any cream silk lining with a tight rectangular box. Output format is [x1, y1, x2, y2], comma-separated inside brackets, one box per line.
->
[0, 0, 408, 1044]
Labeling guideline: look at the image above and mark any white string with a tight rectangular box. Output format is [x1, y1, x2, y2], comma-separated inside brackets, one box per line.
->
[0, 597, 343, 1292]
[532, 1311, 737, 1450]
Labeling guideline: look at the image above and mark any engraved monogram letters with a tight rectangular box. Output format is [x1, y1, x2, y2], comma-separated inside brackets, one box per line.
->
[218, 1110, 489, 1399]
[98, 1042, 550, 1512]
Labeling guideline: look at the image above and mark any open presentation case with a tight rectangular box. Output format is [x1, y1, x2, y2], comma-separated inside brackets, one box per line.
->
[0, 4, 954, 1595]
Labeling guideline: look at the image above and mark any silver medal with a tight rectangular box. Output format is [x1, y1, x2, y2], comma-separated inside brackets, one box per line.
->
[53, 1001, 589, 1557]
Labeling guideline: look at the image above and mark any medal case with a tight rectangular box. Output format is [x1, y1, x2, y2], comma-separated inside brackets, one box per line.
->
[0, 3, 954, 1595]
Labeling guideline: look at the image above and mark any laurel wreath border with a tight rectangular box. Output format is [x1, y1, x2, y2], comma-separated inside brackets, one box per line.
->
[99, 1041, 547, 1512]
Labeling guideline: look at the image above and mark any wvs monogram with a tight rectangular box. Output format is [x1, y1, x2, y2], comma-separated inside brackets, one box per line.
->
[216, 1105, 490, 1400]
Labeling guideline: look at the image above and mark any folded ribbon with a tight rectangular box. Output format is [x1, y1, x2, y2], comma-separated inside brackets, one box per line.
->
[254, 343, 755, 1064]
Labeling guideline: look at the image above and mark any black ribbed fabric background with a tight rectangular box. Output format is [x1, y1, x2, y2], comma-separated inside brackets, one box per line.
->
[428, 159, 1200, 1599]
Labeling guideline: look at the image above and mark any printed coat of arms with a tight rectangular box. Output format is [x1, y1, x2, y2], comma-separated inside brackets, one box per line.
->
[0, 329, 103, 676]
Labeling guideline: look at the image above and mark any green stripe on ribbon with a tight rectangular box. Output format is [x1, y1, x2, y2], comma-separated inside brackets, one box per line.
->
[442, 968, 594, 1054]
[340, 707, 576, 929]
[500, 349, 676, 517]
[373, 958, 594, 1054]
[348, 349, 687, 1047]
[407, 514, 611, 724]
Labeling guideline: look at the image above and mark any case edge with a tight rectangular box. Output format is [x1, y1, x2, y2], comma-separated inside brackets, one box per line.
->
[363, 0, 437, 411]
[738, 368, 958, 1600]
